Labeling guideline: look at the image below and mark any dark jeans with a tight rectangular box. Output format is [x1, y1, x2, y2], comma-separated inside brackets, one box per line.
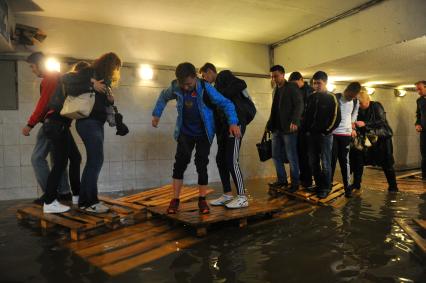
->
[76, 118, 105, 207]
[173, 133, 211, 185]
[420, 131, 426, 176]
[298, 131, 312, 186]
[43, 127, 82, 204]
[272, 131, 300, 185]
[331, 135, 351, 189]
[350, 138, 397, 188]
[216, 125, 246, 195]
[307, 133, 333, 193]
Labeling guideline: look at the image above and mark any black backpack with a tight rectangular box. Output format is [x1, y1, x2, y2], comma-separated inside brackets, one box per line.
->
[201, 80, 257, 125]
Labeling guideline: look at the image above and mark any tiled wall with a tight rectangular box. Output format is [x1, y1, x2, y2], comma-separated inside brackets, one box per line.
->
[0, 62, 275, 200]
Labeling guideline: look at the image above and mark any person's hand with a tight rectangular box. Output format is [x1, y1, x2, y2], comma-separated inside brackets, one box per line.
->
[106, 94, 114, 104]
[152, 116, 160, 128]
[229, 125, 241, 138]
[355, 121, 366, 128]
[351, 129, 357, 137]
[416, 125, 422, 132]
[290, 123, 298, 132]
[22, 126, 32, 136]
[91, 78, 106, 93]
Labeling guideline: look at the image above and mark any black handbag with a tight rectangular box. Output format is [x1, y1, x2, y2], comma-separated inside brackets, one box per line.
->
[256, 130, 272, 162]
[42, 118, 66, 140]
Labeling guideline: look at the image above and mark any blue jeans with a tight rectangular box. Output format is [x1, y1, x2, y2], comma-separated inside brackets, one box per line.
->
[271, 131, 300, 185]
[76, 119, 104, 207]
[307, 133, 333, 193]
[31, 127, 69, 195]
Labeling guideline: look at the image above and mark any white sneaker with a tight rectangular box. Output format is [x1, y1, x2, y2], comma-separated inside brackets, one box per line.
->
[225, 195, 249, 209]
[84, 202, 110, 214]
[72, 195, 79, 205]
[209, 194, 234, 206]
[43, 200, 71, 214]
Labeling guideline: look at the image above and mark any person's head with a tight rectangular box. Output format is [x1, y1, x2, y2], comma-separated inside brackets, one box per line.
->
[26, 52, 45, 78]
[343, 82, 361, 100]
[176, 62, 197, 92]
[199, 62, 217, 84]
[415, 81, 426, 96]
[358, 88, 371, 109]
[71, 61, 90, 72]
[92, 52, 122, 87]
[288, 71, 304, 88]
[270, 65, 285, 87]
[312, 71, 328, 93]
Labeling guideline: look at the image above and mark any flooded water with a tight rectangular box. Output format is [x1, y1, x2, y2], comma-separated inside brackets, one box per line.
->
[0, 182, 425, 283]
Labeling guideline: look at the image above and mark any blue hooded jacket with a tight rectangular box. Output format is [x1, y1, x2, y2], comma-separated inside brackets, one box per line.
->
[152, 79, 239, 144]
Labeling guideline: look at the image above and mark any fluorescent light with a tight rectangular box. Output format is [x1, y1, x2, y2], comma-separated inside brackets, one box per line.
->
[365, 87, 375, 95]
[45, 57, 60, 72]
[397, 84, 415, 89]
[138, 65, 154, 80]
[326, 82, 336, 92]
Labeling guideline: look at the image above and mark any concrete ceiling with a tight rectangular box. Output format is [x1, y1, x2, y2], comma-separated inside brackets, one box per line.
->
[298, 36, 426, 87]
[27, 0, 368, 44]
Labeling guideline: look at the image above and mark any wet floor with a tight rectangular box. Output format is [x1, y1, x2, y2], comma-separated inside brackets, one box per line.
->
[0, 179, 425, 283]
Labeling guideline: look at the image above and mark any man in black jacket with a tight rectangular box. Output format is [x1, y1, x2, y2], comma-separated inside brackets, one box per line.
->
[289, 71, 314, 188]
[200, 63, 249, 208]
[415, 80, 426, 179]
[303, 71, 340, 198]
[266, 65, 304, 193]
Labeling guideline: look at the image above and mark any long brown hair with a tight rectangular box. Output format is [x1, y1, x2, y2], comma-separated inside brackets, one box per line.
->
[92, 52, 122, 86]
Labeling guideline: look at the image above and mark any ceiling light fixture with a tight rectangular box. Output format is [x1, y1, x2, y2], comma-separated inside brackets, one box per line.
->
[365, 87, 375, 95]
[394, 89, 406, 97]
[326, 82, 336, 92]
[45, 57, 60, 72]
[138, 64, 154, 80]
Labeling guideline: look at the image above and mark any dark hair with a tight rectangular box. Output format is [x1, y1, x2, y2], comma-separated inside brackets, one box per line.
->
[345, 82, 361, 95]
[270, 65, 285, 73]
[71, 61, 90, 72]
[312, 71, 328, 82]
[289, 71, 303, 81]
[415, 81, 426, 86]
[199, 62, 216, 74]
[26, 52, 44, 65]
[92, 52, 122, 84]
[176, 62, 197, 82]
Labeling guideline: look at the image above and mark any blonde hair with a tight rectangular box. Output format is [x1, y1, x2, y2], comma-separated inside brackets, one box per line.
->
[358, 88, 371, 104]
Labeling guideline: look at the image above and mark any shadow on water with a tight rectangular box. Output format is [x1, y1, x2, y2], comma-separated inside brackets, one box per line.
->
[0, 189, 425, 283]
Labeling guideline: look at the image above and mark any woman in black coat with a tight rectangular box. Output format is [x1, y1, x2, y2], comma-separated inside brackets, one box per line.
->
[350, 90, 398, 192]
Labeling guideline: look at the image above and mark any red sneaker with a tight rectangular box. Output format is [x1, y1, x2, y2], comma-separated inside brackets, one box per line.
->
[166, 198, 180, 214]
[198, 198, 210, 214]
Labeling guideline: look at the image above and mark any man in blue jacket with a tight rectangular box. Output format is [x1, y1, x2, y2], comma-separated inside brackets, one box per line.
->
[152, 62, 240, 214]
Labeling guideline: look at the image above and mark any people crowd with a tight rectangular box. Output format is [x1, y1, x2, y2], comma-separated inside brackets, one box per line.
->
[22, 51, 425, 215]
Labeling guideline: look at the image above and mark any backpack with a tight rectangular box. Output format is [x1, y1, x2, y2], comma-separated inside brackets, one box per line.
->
[201, 80, 257, 125]
[47, 77, 66, 112]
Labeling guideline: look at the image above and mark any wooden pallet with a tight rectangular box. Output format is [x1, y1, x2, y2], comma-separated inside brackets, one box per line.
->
[279, 182, 346, 206]
[16, 204, 123, 241]
[66, 220, 200, 276]
[395, 171, 422, 180]
[147, 198, 287, 237]
[396, 218, 426, 254]
[117, 185, 214, 207]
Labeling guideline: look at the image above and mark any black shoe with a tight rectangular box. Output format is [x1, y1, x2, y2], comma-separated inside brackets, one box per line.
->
[268, 181, 288, 188]
[287, 185, 300, 193]
[317, 191, 330, 199]
[388, 186, 399, 193]
[344, 188, 353, 198]
[58, 193, 72, 201]
[350, 184, 361, 190]
[301, 181, 313, 188]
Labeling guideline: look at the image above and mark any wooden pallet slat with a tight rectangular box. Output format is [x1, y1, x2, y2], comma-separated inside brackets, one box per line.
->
[396, 219, 426, 254]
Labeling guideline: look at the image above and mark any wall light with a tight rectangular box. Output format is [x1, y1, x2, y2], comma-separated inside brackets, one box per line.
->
[365, 87, 375, 95]
[45, 57, 60, 72]
[326, 82, 336, 92]
[394, 89, 406, 97]
[138, 64, 154, 80]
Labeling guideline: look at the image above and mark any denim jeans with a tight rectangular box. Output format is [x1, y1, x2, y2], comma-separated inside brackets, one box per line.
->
[31, 127, 69, 195]
[331, 135, 351, 189]
[307, 133, 333, 193]
[271, 131, 300, 185]
[76, 119, 105, 207]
